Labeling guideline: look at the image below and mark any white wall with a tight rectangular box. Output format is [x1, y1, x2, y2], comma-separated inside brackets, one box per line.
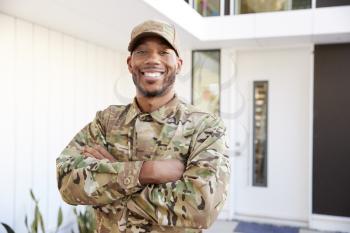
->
[0, 12, 193, 232]
[0, 12, 117, 232]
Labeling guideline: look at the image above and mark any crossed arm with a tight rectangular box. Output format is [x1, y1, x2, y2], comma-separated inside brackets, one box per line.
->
[56, 110, 184, 206]
[57, 142, 187, 205]
[56, 109, 230, 229]
[83, 145, 184, 185]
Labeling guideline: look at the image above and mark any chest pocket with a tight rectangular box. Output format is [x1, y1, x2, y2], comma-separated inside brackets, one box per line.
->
[106, 124, 130, 162]
[158, 123, 195, 162]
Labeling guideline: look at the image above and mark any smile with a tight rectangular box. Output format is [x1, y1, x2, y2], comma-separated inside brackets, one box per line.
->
[141, 71, 165, 80]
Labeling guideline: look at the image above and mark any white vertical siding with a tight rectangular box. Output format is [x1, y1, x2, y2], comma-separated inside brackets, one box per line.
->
[14, 19, 34, 232]
[0, 13, 130, 232]
[47, 29, 65, 229]
[0, 13, 16, 228]
[32, 24, 50, 230]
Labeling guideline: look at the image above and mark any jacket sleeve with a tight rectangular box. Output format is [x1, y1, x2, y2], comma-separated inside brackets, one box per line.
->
[56, 108, 144, 206]
[127, 115, 230, 229]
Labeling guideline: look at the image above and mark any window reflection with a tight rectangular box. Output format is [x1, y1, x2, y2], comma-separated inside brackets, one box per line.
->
[192, 50, 220, 116]
[193, 0, 221, 16]
[236, 0, 311, 14]
[186, 0, 311, 16]
[253, 81, 268, 187]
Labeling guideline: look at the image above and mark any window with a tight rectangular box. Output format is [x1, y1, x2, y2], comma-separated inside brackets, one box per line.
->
[193, 0, 221, 16]
[192, 50, 221, 115]
[186, 0, 312, 15]
[253, 81, 268, 187]
[225, 0, 231, 15]
[235, 0, 311, 14]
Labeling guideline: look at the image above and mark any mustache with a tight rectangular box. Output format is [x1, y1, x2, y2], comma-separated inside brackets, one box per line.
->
[140, 66, 165, 70]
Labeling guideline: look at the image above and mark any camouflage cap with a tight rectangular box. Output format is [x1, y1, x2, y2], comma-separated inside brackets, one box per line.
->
[128, 19, 179, 56]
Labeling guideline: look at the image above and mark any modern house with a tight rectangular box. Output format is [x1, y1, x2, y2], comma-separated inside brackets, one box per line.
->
[0, 0, 349, 232]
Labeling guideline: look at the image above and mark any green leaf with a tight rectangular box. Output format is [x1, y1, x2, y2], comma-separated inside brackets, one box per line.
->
[31, 206, 39, 233]
[38, 211, 45, 233]
[73, 206, 96, 233]
[56, 207, 63, 230]
[1, 222, 16, 233]
[24, 215, 29, 231]
[29, 189, 38, 204]
[31, 220, 37, 233]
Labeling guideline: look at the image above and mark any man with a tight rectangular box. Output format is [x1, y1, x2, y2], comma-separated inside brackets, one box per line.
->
[56, 19, 230, 233]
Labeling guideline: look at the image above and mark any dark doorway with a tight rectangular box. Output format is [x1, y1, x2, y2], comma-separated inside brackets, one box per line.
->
[313, 43, 350, 217]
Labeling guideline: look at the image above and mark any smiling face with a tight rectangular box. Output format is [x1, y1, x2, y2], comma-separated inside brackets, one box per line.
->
[127, 36, 182, 98]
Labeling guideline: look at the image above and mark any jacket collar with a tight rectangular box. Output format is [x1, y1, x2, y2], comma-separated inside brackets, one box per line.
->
[125, 95, 180, 125]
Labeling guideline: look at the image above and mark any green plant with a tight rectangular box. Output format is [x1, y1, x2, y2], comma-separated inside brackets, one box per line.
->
[73, 207, 96, 233]
[1, 189, 63, 233]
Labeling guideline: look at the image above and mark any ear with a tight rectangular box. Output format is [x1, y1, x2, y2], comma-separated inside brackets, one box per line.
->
[127, 55, 132, 73]
[176, 57, 183, 75]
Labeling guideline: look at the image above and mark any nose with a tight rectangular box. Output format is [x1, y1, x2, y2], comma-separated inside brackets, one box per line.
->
[144, 51, 161, 65]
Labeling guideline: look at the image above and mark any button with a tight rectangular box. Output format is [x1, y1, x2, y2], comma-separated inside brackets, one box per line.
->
[139, 113, 152, 122]
[123, 177, 131, 185]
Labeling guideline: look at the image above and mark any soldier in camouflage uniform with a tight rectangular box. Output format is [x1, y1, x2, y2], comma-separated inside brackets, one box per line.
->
[56, 19, 230, 233]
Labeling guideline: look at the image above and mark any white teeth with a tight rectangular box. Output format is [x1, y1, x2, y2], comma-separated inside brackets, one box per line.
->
[143, 72, 162, 78]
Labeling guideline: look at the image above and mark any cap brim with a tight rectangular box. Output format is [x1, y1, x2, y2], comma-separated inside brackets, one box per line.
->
[128, 32, 178, 56]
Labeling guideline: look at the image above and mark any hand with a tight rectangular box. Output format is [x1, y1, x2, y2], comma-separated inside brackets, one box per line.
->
[83, 145, 116, 162]
[139, 159, 185, 185]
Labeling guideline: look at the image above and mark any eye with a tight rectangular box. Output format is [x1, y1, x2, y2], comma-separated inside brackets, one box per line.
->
[135, 50, 146, 55]
[160, 50, 170, 56]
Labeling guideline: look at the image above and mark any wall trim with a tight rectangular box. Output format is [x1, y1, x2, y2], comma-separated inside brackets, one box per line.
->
[234, 213, 308, 228]
[310, 214, 350, 232]
[308, 45, 315, 229]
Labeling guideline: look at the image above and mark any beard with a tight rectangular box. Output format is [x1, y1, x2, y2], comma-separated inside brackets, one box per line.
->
[132, 72, 176, 98]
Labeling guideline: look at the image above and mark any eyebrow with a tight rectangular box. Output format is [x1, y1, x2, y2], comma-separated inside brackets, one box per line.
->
[136, 42, 171, 48]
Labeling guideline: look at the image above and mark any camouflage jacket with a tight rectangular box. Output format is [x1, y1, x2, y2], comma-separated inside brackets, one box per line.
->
[56, 96, 230, 233]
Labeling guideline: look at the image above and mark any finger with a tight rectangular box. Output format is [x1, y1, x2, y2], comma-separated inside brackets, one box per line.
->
[94, 145, 116, 162]
[84, 146, 104, 160]
[83, 152, 96, 159]
[84, 150, 103, 160]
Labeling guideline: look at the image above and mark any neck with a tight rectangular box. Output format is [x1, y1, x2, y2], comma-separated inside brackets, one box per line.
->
[136, 90, 175, 112]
